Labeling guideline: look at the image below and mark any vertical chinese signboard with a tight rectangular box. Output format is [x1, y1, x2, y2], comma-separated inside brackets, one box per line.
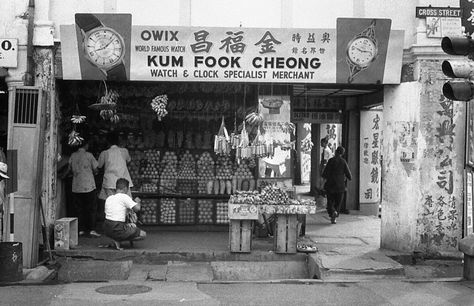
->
[359, 111, 382, 204]
[461, 0, 474, 36]
[466, 171, 473, 235]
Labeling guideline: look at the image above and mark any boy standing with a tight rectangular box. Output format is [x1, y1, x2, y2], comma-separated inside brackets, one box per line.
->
[68, 140, 100, 237]
[104, 178, 146, 250]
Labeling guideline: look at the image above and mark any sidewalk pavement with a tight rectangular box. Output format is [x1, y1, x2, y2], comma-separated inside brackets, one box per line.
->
[9, 194, 464, 284]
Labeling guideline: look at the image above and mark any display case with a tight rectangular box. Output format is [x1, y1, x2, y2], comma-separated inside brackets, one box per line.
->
[129, 147, 255, 226]
[132, 192, 231, 225]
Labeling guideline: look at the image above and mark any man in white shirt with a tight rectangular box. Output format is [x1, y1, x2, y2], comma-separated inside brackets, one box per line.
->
[98, 132, 133, 200]
[104, 178, 146, 250]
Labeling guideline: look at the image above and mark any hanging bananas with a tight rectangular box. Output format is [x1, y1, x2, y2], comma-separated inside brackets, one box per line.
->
[68, 130, 84, 146]
[151, 94, 168, 121]
[245, 111, 263, 127]
[70, 115, 86, 124]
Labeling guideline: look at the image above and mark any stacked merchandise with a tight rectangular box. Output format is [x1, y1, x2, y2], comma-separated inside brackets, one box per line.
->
[179, 199, 195, 224]
[232, 161, 255, 192]
[160, 198, 176, 224]
[259, 185, 291, 205]
[160, 151, 178, 193]
[141, 149, 161, 192]
[215, 155, 233, 195]
[216, 202, 229, 224]
[197, 152, 215, 194]
[128, 150, 144, 191]
[197, 200, 214, 224]
[228, 190, 262, 205]
[139, 199, 158, 224]
[177, 150, 197, 194]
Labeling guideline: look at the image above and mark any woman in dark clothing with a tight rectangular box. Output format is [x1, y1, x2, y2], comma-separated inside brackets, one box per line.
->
[321, 146, 352, 224]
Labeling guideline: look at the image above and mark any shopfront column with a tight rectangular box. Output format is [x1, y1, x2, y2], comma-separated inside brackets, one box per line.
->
[381, 58, 465, 254]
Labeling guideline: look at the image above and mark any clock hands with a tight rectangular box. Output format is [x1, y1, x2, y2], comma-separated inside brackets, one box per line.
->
[95, 39, 115, 52]
[353, 46, 373, 56]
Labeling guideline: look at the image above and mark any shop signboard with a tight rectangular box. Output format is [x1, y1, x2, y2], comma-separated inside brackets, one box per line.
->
[466, 171, 473, 235]
[292, 111, 342, 124]
[0, 38, 18, 67]
[467, 101, 474, 168]
[228, 203, 259, 220]
[359, 111, 382, 203]
[415, 7, 462, 38]
[461, 0, 474, 36]
[60, 15, 404, 84]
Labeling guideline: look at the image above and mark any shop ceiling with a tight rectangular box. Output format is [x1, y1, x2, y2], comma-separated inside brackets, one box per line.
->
[292, 83, 383, 97]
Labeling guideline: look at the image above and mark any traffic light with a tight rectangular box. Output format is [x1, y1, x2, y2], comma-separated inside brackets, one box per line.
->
[441, 37, 474, 101]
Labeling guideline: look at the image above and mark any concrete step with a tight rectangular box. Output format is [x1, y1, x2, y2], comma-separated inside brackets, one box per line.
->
[58, 259, 309, 283]
[308, 252, 405, 281]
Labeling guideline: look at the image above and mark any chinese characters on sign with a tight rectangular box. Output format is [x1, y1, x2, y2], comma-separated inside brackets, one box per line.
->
[467, 172, 473, 235]
[418, 96, 460, 249]
[359, 111, 382, 203]
[130, 27, 336, 83]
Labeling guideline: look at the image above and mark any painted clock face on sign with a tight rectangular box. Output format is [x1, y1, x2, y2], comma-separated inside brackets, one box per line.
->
[84, 27, 125, 70]
[347, 37, 377, 67]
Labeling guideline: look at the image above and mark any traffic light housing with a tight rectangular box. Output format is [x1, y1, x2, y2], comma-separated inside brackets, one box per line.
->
[441, 37, 474, 101]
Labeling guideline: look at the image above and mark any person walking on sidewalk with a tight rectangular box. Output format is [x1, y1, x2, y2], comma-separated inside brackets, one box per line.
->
[322, 146, 352, 224]
[68, 139, 100, 237]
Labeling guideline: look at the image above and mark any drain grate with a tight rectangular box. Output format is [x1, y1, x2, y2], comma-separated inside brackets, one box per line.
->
[96, 284, 152, 295]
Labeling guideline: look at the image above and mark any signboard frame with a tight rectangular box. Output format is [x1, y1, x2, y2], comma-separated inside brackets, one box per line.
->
[0, 38, 18, 68]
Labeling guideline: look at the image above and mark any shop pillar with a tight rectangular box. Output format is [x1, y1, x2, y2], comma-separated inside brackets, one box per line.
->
[34, 47, 58, 232]
[381, 59, 465, 255]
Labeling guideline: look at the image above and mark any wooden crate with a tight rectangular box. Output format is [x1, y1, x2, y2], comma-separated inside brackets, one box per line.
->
[273, 214, 298, 254]
[54, 217, 78, 250]
[229, 219, 253, 253]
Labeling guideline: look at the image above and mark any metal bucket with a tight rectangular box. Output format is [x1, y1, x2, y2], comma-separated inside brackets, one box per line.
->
[0, 242, 23, 282]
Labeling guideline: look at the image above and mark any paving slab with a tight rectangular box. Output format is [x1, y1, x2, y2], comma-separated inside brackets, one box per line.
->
[148, 265, 168, 281]
[211, 261, 308, 281]
[166, 262, 213, 282]
[57, 258, 132, 282]
[309, 251, 405, 280]
[49, 281, 219, 306]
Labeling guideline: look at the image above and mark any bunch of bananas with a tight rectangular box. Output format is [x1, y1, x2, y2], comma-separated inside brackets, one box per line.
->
[279, 122, 296, 135]
[70, 115, 86, 124]
[151, 95, 168, 121]
[100, 110, 120, 123]
[68, 130, 84, 146]
[245, 111, 263, 127]
[100, 89, 119, 105]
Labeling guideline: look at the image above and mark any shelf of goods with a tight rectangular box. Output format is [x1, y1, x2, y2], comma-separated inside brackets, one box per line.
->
[134, 194, 231, 226]
[129, 147, 254, 226]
